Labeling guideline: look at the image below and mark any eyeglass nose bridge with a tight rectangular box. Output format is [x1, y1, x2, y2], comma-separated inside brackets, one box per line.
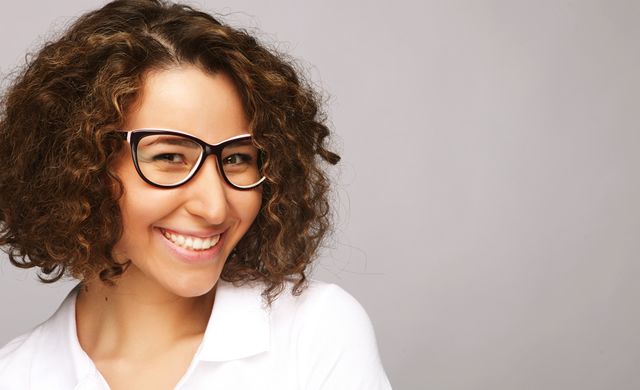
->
[195, 143, 227, 185]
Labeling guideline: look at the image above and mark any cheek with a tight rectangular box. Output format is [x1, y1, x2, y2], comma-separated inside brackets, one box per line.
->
[236, 188, 262, 229]
[114, 153, 176, 252]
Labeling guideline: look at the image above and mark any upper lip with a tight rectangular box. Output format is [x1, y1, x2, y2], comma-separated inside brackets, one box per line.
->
[157, 227, 226, 238]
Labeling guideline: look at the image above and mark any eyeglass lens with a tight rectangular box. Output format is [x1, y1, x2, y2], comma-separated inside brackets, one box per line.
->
[135, 134, 262, 188]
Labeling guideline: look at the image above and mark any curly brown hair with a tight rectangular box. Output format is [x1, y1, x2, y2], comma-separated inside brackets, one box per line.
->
[0, 0, 339, 302]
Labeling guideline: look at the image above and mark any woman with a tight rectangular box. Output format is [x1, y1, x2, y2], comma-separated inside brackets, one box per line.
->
[0, 0, 391, 388]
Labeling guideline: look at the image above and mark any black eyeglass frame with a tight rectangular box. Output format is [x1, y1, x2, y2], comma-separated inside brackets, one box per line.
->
[119, 129, 266, 190]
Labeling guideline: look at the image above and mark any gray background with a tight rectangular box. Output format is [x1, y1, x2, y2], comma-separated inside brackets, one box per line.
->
[1, 1, 639, 389]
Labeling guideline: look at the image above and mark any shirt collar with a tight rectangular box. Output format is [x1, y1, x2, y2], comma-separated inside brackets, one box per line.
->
[197, 280, 270, 362]
[31, 285, 106, 389]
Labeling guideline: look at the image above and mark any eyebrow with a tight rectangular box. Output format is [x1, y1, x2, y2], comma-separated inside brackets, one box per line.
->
[223, 139, 253, 148]
[143, 136, 200, 149]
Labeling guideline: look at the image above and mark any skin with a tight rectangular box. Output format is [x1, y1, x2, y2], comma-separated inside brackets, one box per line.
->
[75, 67, 262, 390]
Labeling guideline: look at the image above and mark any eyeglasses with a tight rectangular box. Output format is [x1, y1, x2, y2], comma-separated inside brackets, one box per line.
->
[119, 129, 265, 190]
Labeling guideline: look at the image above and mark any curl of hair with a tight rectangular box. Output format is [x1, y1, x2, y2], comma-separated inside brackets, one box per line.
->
[0, 0, 339, 303]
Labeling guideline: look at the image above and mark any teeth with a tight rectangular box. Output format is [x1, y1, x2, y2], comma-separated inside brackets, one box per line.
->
[161, 229, 220, 251]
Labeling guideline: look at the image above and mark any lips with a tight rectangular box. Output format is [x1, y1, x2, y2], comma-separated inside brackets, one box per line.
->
[160, 228, 221, 251]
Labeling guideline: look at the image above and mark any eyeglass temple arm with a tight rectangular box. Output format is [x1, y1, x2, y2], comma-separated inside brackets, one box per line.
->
[117, 131, 130, 142]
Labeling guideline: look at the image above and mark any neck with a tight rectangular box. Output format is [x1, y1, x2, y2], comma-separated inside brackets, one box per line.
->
[75, 266, 215, 359]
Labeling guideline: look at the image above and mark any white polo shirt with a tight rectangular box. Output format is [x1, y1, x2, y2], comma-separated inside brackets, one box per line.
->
[0, 280, 391, 389]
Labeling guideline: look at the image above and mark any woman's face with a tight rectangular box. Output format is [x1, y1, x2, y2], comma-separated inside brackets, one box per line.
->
[114, 67, 262, 298]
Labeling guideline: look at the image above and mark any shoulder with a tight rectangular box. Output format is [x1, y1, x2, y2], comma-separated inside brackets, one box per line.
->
[287, 280, 378, 348]
[272, 280, 392, 389]
[272, 280, 373, 329]
[277, 280, 374, 335]
[0, 326, 43, 388]
[0, 287, 83, 390]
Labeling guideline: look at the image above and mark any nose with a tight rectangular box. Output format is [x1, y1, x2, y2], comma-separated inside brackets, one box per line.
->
[183, 156, 228, 225]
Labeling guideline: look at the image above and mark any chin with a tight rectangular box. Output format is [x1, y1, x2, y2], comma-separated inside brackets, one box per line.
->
[166, 273, 221, 298]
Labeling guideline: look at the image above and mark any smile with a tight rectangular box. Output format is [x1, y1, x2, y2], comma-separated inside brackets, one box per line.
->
[160, 228, 221, 251]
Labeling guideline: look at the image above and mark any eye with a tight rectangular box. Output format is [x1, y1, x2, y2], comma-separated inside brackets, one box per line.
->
[153, 153, 185, 164]
[222, 154, 251, 165]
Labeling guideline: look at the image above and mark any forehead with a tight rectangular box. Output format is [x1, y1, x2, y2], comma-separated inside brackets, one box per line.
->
[123, 67, 249, 144]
